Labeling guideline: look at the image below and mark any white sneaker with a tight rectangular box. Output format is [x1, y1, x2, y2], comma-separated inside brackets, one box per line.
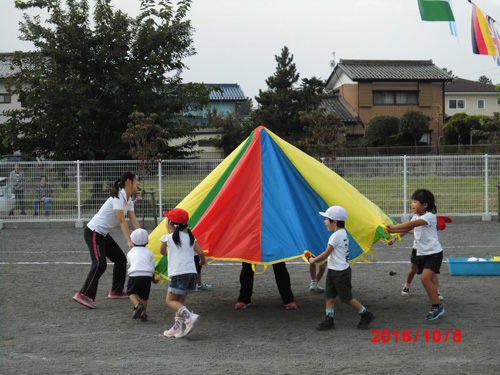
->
[184, 313, 199, 336]
[438, 292, 444, 301]
[163, 320, 185, 338]
[309, 281, 317, 292]
[314, 284, 325, 293]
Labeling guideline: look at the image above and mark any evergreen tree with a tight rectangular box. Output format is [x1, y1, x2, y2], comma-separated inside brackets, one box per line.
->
[252, 46, 304, 140]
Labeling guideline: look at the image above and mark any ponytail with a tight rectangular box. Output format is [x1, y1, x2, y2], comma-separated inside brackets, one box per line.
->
[110, 171, 136, 198]
[170, 220, 195, 247]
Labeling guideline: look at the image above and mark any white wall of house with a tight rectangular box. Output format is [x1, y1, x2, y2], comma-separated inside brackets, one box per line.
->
[445, 92, 499, 116]
[0, 81, 21, 124]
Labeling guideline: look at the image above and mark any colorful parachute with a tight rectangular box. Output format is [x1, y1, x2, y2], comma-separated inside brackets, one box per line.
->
[148, 126, 396, 279]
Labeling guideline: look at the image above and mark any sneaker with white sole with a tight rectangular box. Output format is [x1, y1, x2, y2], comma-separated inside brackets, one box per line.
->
[285, 302, 297, 310]
[309, 281, 317, 292]
[108, 289, 128, 299]
[438, 292, 444, 301]
[73, 292, 97, 309]
[163, 320, 185, 338]
[401, 283, 410, 296]
[183, 313, 199, 336]
[196, 282, 212, 291]
[314, 284, 325, 293]
[235, 302, 250, 309]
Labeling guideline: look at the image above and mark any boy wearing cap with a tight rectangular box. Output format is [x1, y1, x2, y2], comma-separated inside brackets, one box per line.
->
[126, 228, 158, 321]
[309, 206, 375, 331]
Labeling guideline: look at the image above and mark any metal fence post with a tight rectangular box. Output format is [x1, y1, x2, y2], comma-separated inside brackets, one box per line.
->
[483, 154, 491, 221]
[401, 155, 410, 222]
[75, 160, 84, 227]
[158, 160, 162, 219]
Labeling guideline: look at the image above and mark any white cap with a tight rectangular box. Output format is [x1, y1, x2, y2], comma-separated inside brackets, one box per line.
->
[130, 228, 149, 246]
[319, 206, 347, 221]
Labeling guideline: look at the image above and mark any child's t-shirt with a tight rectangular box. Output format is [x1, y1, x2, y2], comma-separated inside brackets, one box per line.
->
[127, 246, 155, 277]
[159, 231, 197, 278]
[411, 212, 443, 256]
[326, 228, 350, 271]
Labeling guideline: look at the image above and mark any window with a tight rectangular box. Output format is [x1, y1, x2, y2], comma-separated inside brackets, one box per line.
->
[0, 94, 11, 104]
[477, 99, 485, 109]
[448, 99, 465, 109]
[373, 91, 418, 105]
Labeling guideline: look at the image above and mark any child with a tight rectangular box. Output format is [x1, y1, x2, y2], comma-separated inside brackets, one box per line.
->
[386, 189, 445, 321]
[159, 208, 207, 338]
[309, 205, 375, 330]
[126, 228, 158, 322]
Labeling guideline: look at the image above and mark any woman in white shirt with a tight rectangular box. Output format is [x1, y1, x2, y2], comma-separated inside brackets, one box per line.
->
[73, 171, 140, 309]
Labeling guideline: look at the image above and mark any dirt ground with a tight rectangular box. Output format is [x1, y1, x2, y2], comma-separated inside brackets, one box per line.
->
[1, 220, 499, 375]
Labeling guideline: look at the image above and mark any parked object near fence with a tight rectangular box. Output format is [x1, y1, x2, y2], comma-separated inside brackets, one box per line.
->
[0, 155, 499, 225]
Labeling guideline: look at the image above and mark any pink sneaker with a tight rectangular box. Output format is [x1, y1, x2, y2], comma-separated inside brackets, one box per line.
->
[163, 320, 184, 338]
[183, 313, 199, 336]
[235, 302, 250, 309]
[73, 292, 97, 309]
[285, 302, 297, 310]
[108, 289, 128, 299]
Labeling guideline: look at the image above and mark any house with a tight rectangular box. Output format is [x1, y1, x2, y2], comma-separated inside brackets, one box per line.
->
[0, 53, 21, 134]
[445, 78, 499, 117]
[173, 83, 247, 158]
[323, 59, 453, 145]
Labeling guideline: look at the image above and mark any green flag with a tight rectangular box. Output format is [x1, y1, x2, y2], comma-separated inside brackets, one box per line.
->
[418, 0, 455, 21]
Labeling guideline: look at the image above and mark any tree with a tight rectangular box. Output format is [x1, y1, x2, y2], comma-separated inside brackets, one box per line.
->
[1, 0, 211, 160]
[300, 77, 325, 111]
[122, 111, 169, 181]
[442, 113, 490, 144]
[442, 68, 458, 79]
[399, 111, 430, 146]
[252, 46, 304, 141]
[297, 108, 346, 158]
[478, 75, 493, 85]
[363, 115, 400, 147]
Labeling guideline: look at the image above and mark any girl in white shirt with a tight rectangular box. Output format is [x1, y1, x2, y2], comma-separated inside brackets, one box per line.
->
[159, 208, 206, 338]
[387, 189, 445, 321]
[73, 172, 140, 309]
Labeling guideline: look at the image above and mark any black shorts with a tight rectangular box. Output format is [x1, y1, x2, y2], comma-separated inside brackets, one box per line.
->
[415, 252, 443, 275]
[325, 267, 353, 303]
[410, 248, 417, 264]
[127, 276, 152, 300]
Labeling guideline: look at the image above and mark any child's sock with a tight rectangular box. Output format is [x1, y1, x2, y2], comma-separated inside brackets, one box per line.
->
[358, 306, 367, 314]
[326, 308, 334, 317]
[178, 306, 191, 319]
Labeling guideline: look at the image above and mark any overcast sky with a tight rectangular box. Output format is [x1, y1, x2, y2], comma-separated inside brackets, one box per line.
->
[1, 0, 499, 101]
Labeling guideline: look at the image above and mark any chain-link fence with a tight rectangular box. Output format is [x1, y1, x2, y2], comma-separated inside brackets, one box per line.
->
[1, 155, 499, 223]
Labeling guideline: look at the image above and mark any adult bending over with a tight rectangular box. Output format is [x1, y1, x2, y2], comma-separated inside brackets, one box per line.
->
[73, 172, 140, 309]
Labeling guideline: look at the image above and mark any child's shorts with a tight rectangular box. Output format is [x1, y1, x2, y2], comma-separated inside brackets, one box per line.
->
[127, 276, 152, 300]
[168, 273, 197, 295]
[410, 248, 417, 264]
[325, 267, 353, 303]
[415, 252, 443, 275]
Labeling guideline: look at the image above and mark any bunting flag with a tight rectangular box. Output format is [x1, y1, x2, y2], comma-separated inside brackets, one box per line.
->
[418, 0, 455, 21]
[486, 15, 500, 65]
[471, 4, 498, 55]
[148, 126, 396, 280]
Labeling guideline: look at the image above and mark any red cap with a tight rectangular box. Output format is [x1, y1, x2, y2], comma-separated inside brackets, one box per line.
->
[163, 208, 189, 225]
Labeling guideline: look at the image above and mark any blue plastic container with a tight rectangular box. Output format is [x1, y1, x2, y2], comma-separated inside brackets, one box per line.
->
[447, 258, 500, 276]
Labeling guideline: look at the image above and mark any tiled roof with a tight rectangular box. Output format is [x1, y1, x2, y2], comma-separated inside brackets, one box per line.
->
[206, 84, 246, 101]
[445, 78, 497, 93]
[334, 59, 452, 81]
[0, 53, 16, 79]
[319, 95, 360, 123]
